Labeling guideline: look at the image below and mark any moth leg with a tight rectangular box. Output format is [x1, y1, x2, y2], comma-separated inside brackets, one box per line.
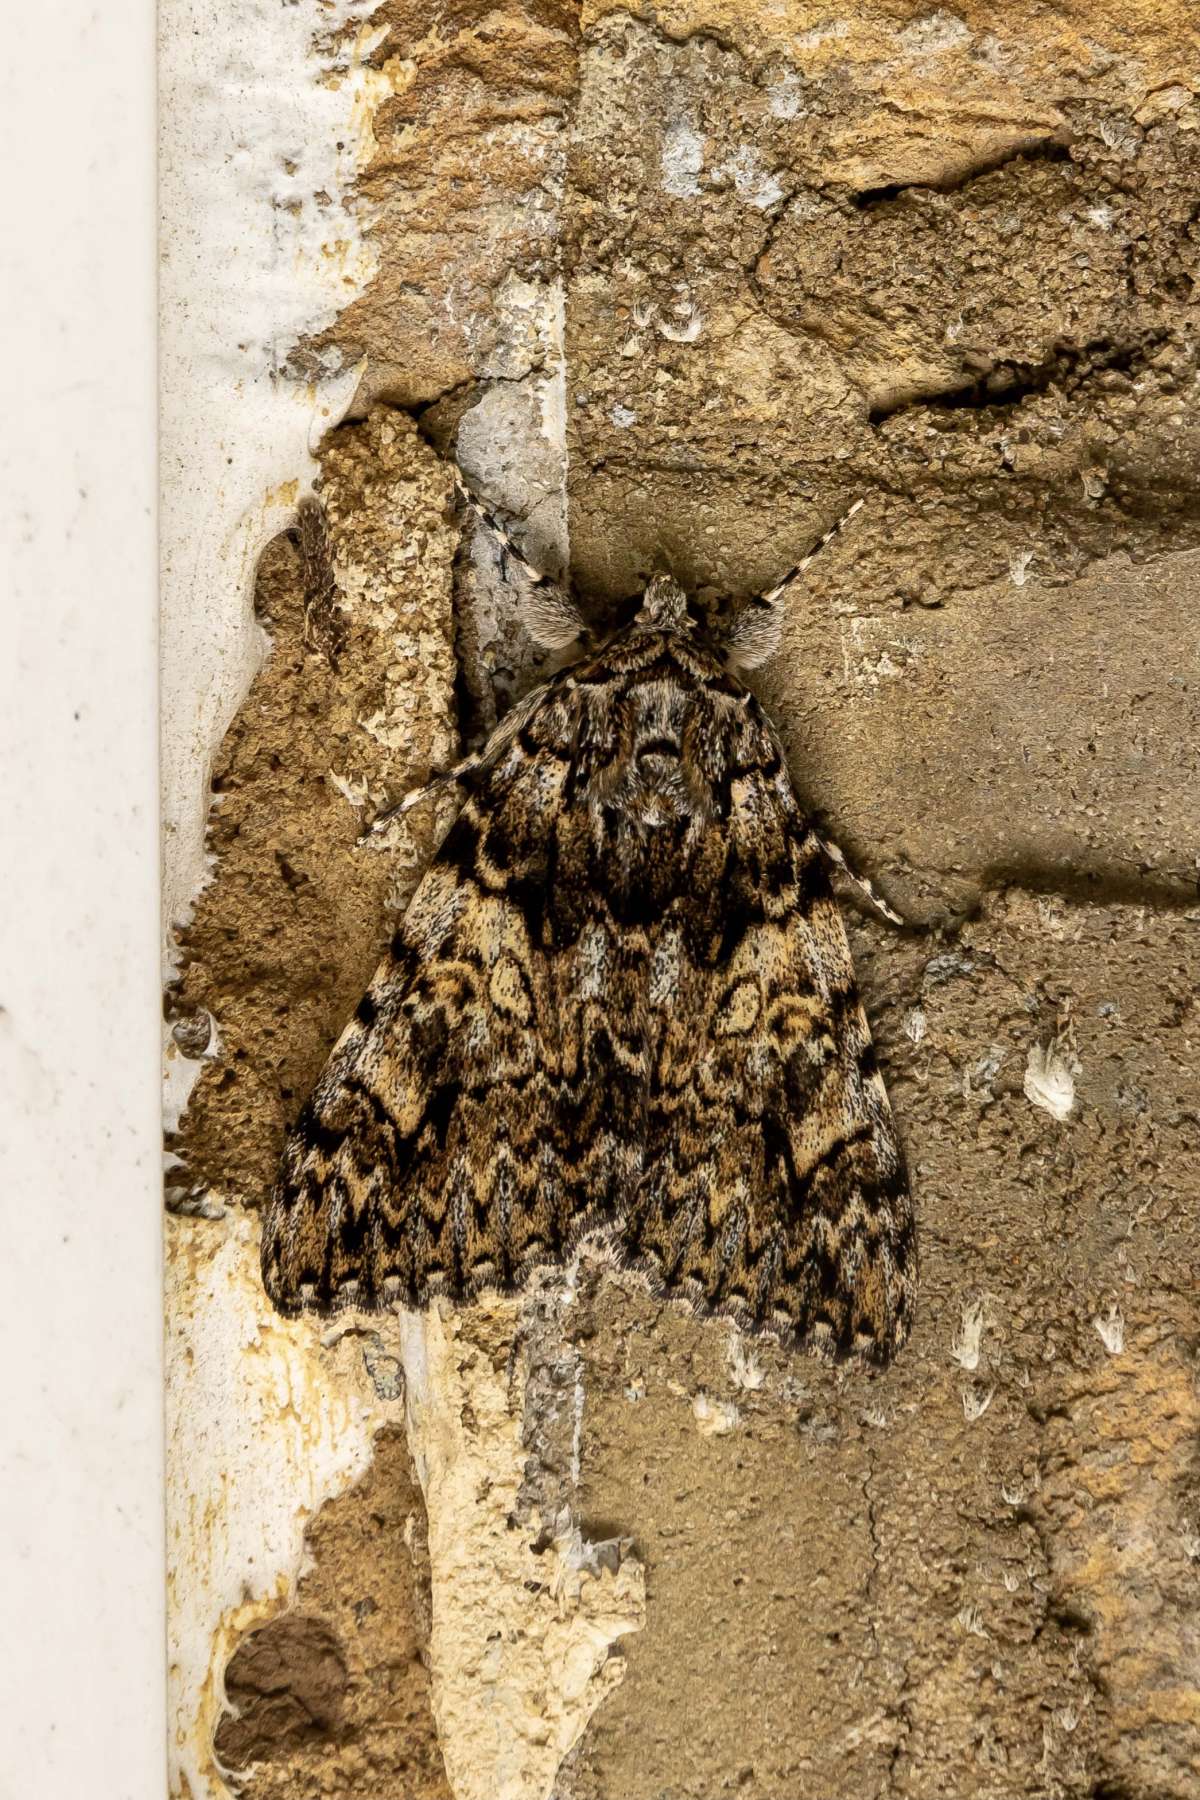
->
[451, 466, 588, 652]
[813, 829, 905, 927]
[724, 497, 866, 672]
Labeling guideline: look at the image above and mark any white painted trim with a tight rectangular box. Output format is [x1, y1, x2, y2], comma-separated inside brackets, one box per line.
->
[157, 6, 394, 1793]
[0, 3, 165, 1797]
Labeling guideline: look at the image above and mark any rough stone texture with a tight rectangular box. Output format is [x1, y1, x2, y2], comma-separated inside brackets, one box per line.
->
[168, 410, 459, 1208]
[306, 0, 578, 410]
[562, 889, 1200, 1799]
[392, 1299, 645, 1799]
[214, 1429, 451, 1799]
[176, 4, 1200, 1797]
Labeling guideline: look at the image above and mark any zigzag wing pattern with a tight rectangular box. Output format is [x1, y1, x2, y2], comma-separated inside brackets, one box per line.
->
[262, 629, 915, 1361]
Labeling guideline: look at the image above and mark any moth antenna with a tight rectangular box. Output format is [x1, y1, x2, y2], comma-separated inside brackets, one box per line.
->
[361, 670, 564, 842]
[813, 828, 905, 927]
[450, 466, 588, 651]
[359, 750, 485, 842]
[724, 496, 866, 672]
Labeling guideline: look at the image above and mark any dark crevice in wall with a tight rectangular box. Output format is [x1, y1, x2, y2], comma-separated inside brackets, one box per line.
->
[911, 858, 1200, 928]
[976, 856, 1199, 912]
[868, 332, 1169, 426]
[850, 135, 1073, 210]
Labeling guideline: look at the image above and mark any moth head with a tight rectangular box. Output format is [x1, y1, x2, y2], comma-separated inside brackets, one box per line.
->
[634, 573, 693, 635]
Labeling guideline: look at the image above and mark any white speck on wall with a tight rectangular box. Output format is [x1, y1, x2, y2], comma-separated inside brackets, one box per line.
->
[326, 767, 372, 811]
[903, 1007, 928, 1044]
[962, 1385, 995, 1422]
[693, 1391, 741, 1436]
[1093, 1304, 1125, 1355]
[721, 145, 785, 210]
[899, 11, 972, 57]
[611, 403, 638, 427]
[657, 303, 706, 343]
[661, 119, 706, 197]
[950, 1296, 991, 1372]
[1010, 549, 1036, 587]
[726, 1334, 766, 1391]
[1024, 1041, 1078, 1121]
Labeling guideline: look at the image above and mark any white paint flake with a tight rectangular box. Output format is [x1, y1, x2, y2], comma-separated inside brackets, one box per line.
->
[1093, 1304, 1125, 1356]
[661, 120, 706, 197]
[1024, 1041, 1078, 1121]
[903, 1007, 928, 1045]
[950, 1297, 991, 1372]
[726, 1334, 766, 1391]
[657, 304, 706, 343]
[692, 1391, 741, 1436]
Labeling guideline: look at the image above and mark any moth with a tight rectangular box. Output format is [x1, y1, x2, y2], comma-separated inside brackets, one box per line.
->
[261, 475, 916, 1362]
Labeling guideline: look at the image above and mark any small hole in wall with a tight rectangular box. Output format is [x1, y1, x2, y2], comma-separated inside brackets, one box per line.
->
[214, 1614, 348, 1770]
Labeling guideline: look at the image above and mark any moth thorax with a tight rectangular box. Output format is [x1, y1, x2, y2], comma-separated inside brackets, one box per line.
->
[636, 573, 692, 633]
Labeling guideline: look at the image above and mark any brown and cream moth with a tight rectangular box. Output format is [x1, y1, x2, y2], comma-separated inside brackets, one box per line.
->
[261, 479, 916, 1363]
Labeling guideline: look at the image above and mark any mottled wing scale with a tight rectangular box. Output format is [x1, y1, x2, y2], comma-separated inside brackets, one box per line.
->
[263, 622, 915, 1361]
[627, 741, 912, 1357]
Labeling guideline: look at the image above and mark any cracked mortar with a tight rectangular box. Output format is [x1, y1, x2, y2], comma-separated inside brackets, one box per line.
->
[168, 3, 1200, 1797]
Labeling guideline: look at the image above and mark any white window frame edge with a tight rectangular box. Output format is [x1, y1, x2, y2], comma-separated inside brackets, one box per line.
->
[1, 3, 165, 1796]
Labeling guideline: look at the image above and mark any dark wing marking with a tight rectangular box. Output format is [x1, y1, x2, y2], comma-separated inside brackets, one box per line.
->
[262, 667, 600, 1312]
[263, 634, 915, 1361]
[623, 742, 914, 1362]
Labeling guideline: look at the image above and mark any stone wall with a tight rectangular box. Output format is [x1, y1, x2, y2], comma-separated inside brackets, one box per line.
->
[167, 5, 1200, 1796]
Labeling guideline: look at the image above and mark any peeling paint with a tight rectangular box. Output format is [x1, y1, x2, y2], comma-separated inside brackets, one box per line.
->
[1024, 1041, 1079, 1121]
[397, 1302, 646, 1800]
[166, 1212, 403, 1798]
[161, 7, 398, 1793]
